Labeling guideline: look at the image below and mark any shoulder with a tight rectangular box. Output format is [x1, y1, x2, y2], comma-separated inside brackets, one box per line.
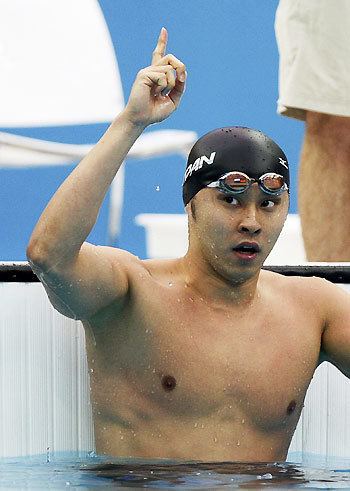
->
[139, 257, 183, 283]
[262, 269, 350, 318]
[104, 250, 183, 286]
[262, 268, 328, 289]
[96, 246, 158, 277]
[261, 269, 334, 306]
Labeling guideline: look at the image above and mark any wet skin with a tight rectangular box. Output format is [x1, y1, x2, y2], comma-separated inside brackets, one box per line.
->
[84, 186, 325, 461]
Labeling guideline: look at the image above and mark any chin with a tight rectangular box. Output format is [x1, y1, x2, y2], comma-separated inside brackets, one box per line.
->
[211, 260, 260, 285]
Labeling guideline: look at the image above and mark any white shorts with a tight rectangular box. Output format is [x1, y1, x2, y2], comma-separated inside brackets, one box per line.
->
[275, 0, 350, 121]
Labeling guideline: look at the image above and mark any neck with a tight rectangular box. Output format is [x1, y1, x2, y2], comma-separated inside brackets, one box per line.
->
[179, 251, 261, 307]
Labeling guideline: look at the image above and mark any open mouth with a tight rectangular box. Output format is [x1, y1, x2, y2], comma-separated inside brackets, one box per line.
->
[233, 242, 260, 258]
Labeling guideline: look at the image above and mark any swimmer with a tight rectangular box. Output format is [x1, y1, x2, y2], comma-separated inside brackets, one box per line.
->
[27, 28, 350, 462]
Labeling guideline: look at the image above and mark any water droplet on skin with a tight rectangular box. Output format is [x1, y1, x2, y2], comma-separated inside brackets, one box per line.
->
[189, 297, 194, 302]
[155, 185, 160, 191]
[213, 437, 218, 443]
[90, 368, 94, 373]
[120, 436, 124, 440]
[168, 282, 173, 287]
[241, 419, 245, 424]
[237, 440, 240, 446]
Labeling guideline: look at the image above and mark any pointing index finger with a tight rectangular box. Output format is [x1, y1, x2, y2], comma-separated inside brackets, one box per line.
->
[152, 27, 167, 65]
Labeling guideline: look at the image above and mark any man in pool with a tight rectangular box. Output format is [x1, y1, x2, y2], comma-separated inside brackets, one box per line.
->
[27, 28, 350, 462]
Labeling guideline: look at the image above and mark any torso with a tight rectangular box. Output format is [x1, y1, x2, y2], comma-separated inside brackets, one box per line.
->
[83, 260, 324, 462]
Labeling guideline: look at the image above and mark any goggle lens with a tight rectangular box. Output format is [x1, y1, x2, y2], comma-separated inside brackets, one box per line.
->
[224, 172, 250, 192]
[260, 174, 285, 193]
[208, 172, 287, 195]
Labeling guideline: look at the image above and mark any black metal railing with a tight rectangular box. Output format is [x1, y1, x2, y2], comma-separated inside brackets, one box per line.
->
[1, 263, 350, 283]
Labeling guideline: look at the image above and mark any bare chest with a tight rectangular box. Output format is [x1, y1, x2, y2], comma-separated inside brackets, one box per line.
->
[87, 286, 321, 433]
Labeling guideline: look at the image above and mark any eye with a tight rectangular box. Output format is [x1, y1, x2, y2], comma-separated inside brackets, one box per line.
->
[223, 195, 239, 205]
[261, 199, 278, 208]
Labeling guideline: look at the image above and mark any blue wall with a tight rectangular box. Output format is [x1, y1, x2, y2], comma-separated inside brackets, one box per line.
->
[0, 0, 304, 261]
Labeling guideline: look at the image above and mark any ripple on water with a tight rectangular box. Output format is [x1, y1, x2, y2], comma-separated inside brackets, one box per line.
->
[0, 452, 350, 489]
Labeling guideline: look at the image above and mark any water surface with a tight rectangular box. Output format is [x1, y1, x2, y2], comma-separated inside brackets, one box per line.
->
[1, 452, 349, 489]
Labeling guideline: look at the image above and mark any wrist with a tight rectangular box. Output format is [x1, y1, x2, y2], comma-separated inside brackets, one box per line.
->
[115, 108, 149, 132]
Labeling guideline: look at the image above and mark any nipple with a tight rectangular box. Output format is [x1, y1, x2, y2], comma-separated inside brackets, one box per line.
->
[161, 375, 177, 392]
[287, 400, 296, 415]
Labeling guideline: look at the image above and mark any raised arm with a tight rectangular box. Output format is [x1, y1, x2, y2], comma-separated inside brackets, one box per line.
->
[27, 28, 186, 321]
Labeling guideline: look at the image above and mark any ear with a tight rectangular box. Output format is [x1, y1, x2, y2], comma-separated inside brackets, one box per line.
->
[190, 198, 196, 220]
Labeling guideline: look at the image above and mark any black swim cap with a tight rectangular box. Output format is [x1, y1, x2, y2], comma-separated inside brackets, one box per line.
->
[182, 126, 289, 206]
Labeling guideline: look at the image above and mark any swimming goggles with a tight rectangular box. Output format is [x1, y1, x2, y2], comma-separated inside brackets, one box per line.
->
[207, 171, 288, 195]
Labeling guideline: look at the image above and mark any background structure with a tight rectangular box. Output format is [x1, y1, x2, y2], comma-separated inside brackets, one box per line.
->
[0, 0, 303, 260]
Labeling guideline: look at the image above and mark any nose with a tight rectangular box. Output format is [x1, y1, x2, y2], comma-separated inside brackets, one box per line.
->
[238, 208, 261, 235]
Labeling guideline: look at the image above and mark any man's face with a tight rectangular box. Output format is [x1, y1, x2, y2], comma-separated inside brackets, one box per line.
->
[186, 185, 289, 283]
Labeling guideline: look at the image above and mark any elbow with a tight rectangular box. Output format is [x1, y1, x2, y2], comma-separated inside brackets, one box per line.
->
[26, 239, 49, 268]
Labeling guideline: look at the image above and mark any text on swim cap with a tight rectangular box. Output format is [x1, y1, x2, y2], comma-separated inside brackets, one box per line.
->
[278, 157, 288, 169]
[184, 151, 216, 183]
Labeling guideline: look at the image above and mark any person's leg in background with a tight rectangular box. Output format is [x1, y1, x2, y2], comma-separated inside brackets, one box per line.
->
[299, 112, 350, 261]
[275, 0, 350, 261]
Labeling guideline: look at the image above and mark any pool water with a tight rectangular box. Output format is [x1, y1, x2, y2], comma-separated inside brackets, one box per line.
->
[0, 452, 350, 489]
